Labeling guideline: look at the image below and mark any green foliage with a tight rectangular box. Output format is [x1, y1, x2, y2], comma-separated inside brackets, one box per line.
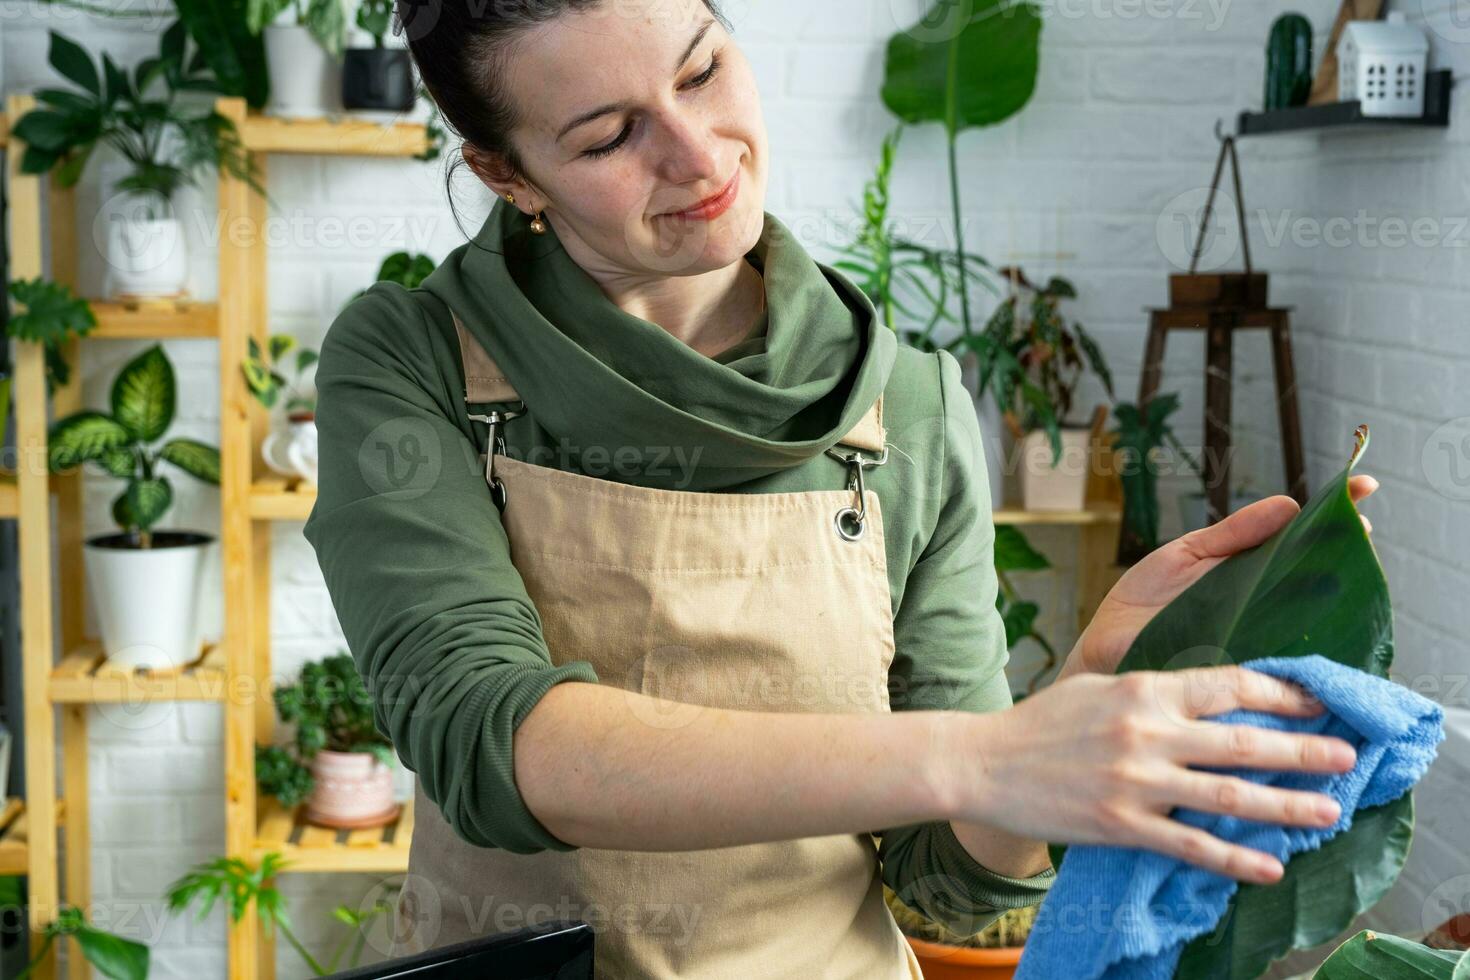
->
[167, 850, 397, 975]
[255, 652, 395, 810]
[960, 270, 1115, 467]
[1312, 929, 1469, 979]
[993, 524, 1060, 697]
[246, 0, 350, 58]
[5, 277, 97, 394]
[355, 0, 393, 46]
[11, 904, 149, 980]
[242, 333, 318, 414]
[14, 25, 266, 216]
[1110, 393, 1204, 556]
[47, 345, 221, 541]
[1116, 425, 1407, 979]
[172, 0, 271, 108]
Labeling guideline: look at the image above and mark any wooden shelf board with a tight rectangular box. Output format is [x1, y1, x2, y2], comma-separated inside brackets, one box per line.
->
[254, 797, 413, 873]
[993, 501, 1122, 526]
[0, 798, 66, 876]
[238, 112, 429, 157]
[50, 641, 228, 703]
[250, 478, 318, 521]
[89, 298, 219, 339]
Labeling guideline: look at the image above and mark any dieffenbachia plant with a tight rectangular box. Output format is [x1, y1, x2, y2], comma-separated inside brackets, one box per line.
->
[1112, 425, 1405, 979]
[47, 344, 221, 546]
[1313, 929, 1470, 979]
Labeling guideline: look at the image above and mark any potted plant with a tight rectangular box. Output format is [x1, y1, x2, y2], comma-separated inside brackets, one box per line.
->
[884, 885, 1036, 979]
[243, 333, 319, 485]
[249, 0, 351, 119]
[13, 27, 264, 300]
[1109, 391, 1212, 564]
[342, 0, 415, 112]
[967, 268, 1114, 513]
[255, 651, 399, 829]
[47, 345, 221, 672]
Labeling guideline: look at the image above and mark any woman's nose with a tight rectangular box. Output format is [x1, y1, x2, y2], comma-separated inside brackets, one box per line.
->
[655, 109, 722, 188]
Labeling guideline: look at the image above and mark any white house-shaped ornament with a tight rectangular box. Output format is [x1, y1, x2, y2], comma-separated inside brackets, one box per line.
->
[1337, 11, 1430, 117]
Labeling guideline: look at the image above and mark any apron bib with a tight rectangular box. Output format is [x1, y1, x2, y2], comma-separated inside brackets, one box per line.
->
[388, 308, 923, 979]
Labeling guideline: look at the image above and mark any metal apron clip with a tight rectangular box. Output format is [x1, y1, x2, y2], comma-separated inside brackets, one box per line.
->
[468, 401, 527, 512]
[824, 444, 888, 542]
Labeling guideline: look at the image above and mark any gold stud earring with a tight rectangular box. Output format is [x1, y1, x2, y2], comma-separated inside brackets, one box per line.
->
[504, 192, 516, 204]
[530, 211, 547, 235]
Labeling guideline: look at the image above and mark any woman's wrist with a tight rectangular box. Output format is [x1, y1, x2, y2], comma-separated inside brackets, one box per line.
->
[932, 708, 1005, 825]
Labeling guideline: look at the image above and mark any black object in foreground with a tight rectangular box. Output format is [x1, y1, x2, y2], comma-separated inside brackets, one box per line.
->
[321, 921, 593, 979]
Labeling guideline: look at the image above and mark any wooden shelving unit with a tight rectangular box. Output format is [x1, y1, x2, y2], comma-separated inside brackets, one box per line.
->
[2, 93, 428, 980]
[1237, 68, 1453, 137]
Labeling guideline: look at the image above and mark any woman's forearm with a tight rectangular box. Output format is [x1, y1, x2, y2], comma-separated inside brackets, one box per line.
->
[514, 681, 962, 851]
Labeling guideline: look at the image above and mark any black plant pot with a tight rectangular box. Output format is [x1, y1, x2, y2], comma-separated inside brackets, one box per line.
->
[343, 47, 416, 111]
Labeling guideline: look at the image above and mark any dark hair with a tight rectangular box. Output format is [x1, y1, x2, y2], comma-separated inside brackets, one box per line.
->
[394, 0, 730, 229]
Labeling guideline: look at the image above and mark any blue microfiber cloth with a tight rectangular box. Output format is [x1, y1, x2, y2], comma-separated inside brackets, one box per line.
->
[1014, 654, 1445, 980]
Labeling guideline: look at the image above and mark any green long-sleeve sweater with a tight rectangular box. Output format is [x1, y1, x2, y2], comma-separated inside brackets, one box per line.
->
[302, 199, 1054, 936]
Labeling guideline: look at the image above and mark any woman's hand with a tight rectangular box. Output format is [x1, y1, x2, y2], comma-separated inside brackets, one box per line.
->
[953, 665, 1357, 883]
[1064, 475, 1380, 678]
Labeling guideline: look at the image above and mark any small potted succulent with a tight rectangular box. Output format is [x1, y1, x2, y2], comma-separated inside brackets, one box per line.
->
[243, 333, 319, 486]
[967, 268, 1114, 513]
[249, 0, 351, 118]
[256, 652, 399, 829]
[884, 885, 1037, 979]
[342, 0, 415, 112]
[13, 27, 263, 300]
[47, 345, 221, 672]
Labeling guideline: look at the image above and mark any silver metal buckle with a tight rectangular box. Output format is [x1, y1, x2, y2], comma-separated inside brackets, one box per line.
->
[468, 401, 526, 511]
[825, 444, 888, 542]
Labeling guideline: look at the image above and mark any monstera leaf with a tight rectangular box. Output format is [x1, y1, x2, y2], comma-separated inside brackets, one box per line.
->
[1110, 425, 1407, 979]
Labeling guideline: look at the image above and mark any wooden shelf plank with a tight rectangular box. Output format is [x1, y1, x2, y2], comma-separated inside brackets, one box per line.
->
[49, 641, 228, 703]
[89, 298, 219, 339]
[238, 112, 429, 157]
[1238, 69, 1452, 137]
[254, 797, 412, 873]
[250, 478, 317, 521]
[0, 798, 66, 876]
[0, 472, 16, 519]
[993, 501, 1122, 526]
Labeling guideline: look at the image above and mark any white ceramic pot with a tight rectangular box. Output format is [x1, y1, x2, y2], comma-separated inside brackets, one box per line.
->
[261, 416, 319, 486]
[305, 749, 398, 828]
[83, 530, 215, 671]
[264, 24, 341, 118]
[1178, 490, 1264, 534]
[105, 216, 189, 300]
[1019, 427, 1092, 512]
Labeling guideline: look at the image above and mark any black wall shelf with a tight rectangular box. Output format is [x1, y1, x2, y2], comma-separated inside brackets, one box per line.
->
[1237, 69, 1453, 137]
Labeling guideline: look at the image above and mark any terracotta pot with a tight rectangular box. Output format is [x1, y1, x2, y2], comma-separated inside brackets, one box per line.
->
[1018, 427, 1091, 512]
[905, 935, 1024, 979]
[305, 749, 398, 829]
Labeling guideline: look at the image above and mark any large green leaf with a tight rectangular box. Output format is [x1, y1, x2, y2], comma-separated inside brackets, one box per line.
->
[47, 412, 132, 471]
[124, 477, 173, 532]
[1313, 929, 1467, 979]
[172, 0, 270, 108]
[111, 345, 176, 443]
[1114, 426, 1406, 979]
[881, 0, 1042, 136]
[158, 438, 221, 484]
[47, 31, 100, 98]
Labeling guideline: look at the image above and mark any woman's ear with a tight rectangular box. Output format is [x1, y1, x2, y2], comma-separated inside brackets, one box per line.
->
[462, 144, 535, 210]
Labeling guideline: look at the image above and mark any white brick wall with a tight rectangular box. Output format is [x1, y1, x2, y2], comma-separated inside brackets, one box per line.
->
[5, 0, 1467, 974]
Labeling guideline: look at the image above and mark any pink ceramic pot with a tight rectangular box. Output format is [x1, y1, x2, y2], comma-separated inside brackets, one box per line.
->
[304, 749, 398, 829]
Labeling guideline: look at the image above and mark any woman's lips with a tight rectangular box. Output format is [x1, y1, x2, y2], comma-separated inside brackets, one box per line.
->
[663, 170, 740, 221]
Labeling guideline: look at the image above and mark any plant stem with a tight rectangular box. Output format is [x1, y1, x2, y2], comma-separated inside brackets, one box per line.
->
[946, 130, 973, 340]
[276, 919, 329, 975]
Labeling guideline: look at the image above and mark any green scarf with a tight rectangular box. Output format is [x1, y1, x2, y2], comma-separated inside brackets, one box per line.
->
[420, 197, 896, 491]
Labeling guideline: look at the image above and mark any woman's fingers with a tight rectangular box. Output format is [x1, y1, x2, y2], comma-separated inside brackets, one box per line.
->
[1161, 770, 1342, 828]
[1348, 473, 1379, 503]
[1126, 813, 1285, 884]
[1175, 719, 1357, 773]
[1169, 665, 1326, 719]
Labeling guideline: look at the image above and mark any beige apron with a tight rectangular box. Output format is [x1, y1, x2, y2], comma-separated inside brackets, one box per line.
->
[388, 308, 924, 979]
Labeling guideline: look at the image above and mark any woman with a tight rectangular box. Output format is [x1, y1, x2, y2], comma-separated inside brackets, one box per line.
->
[303, 1, 1378, 976]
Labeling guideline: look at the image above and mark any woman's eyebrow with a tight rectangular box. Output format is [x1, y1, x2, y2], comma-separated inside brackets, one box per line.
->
[555, 17, 716, 143]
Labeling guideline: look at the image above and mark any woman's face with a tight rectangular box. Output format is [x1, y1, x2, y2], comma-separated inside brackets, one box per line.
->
[479, 0, 769, 278]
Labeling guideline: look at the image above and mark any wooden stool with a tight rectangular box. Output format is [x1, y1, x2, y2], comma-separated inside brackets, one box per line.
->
[1137, 305, 1308, 526]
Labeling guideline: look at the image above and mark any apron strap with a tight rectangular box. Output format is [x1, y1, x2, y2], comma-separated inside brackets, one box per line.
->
[450, 308, 886, 453]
